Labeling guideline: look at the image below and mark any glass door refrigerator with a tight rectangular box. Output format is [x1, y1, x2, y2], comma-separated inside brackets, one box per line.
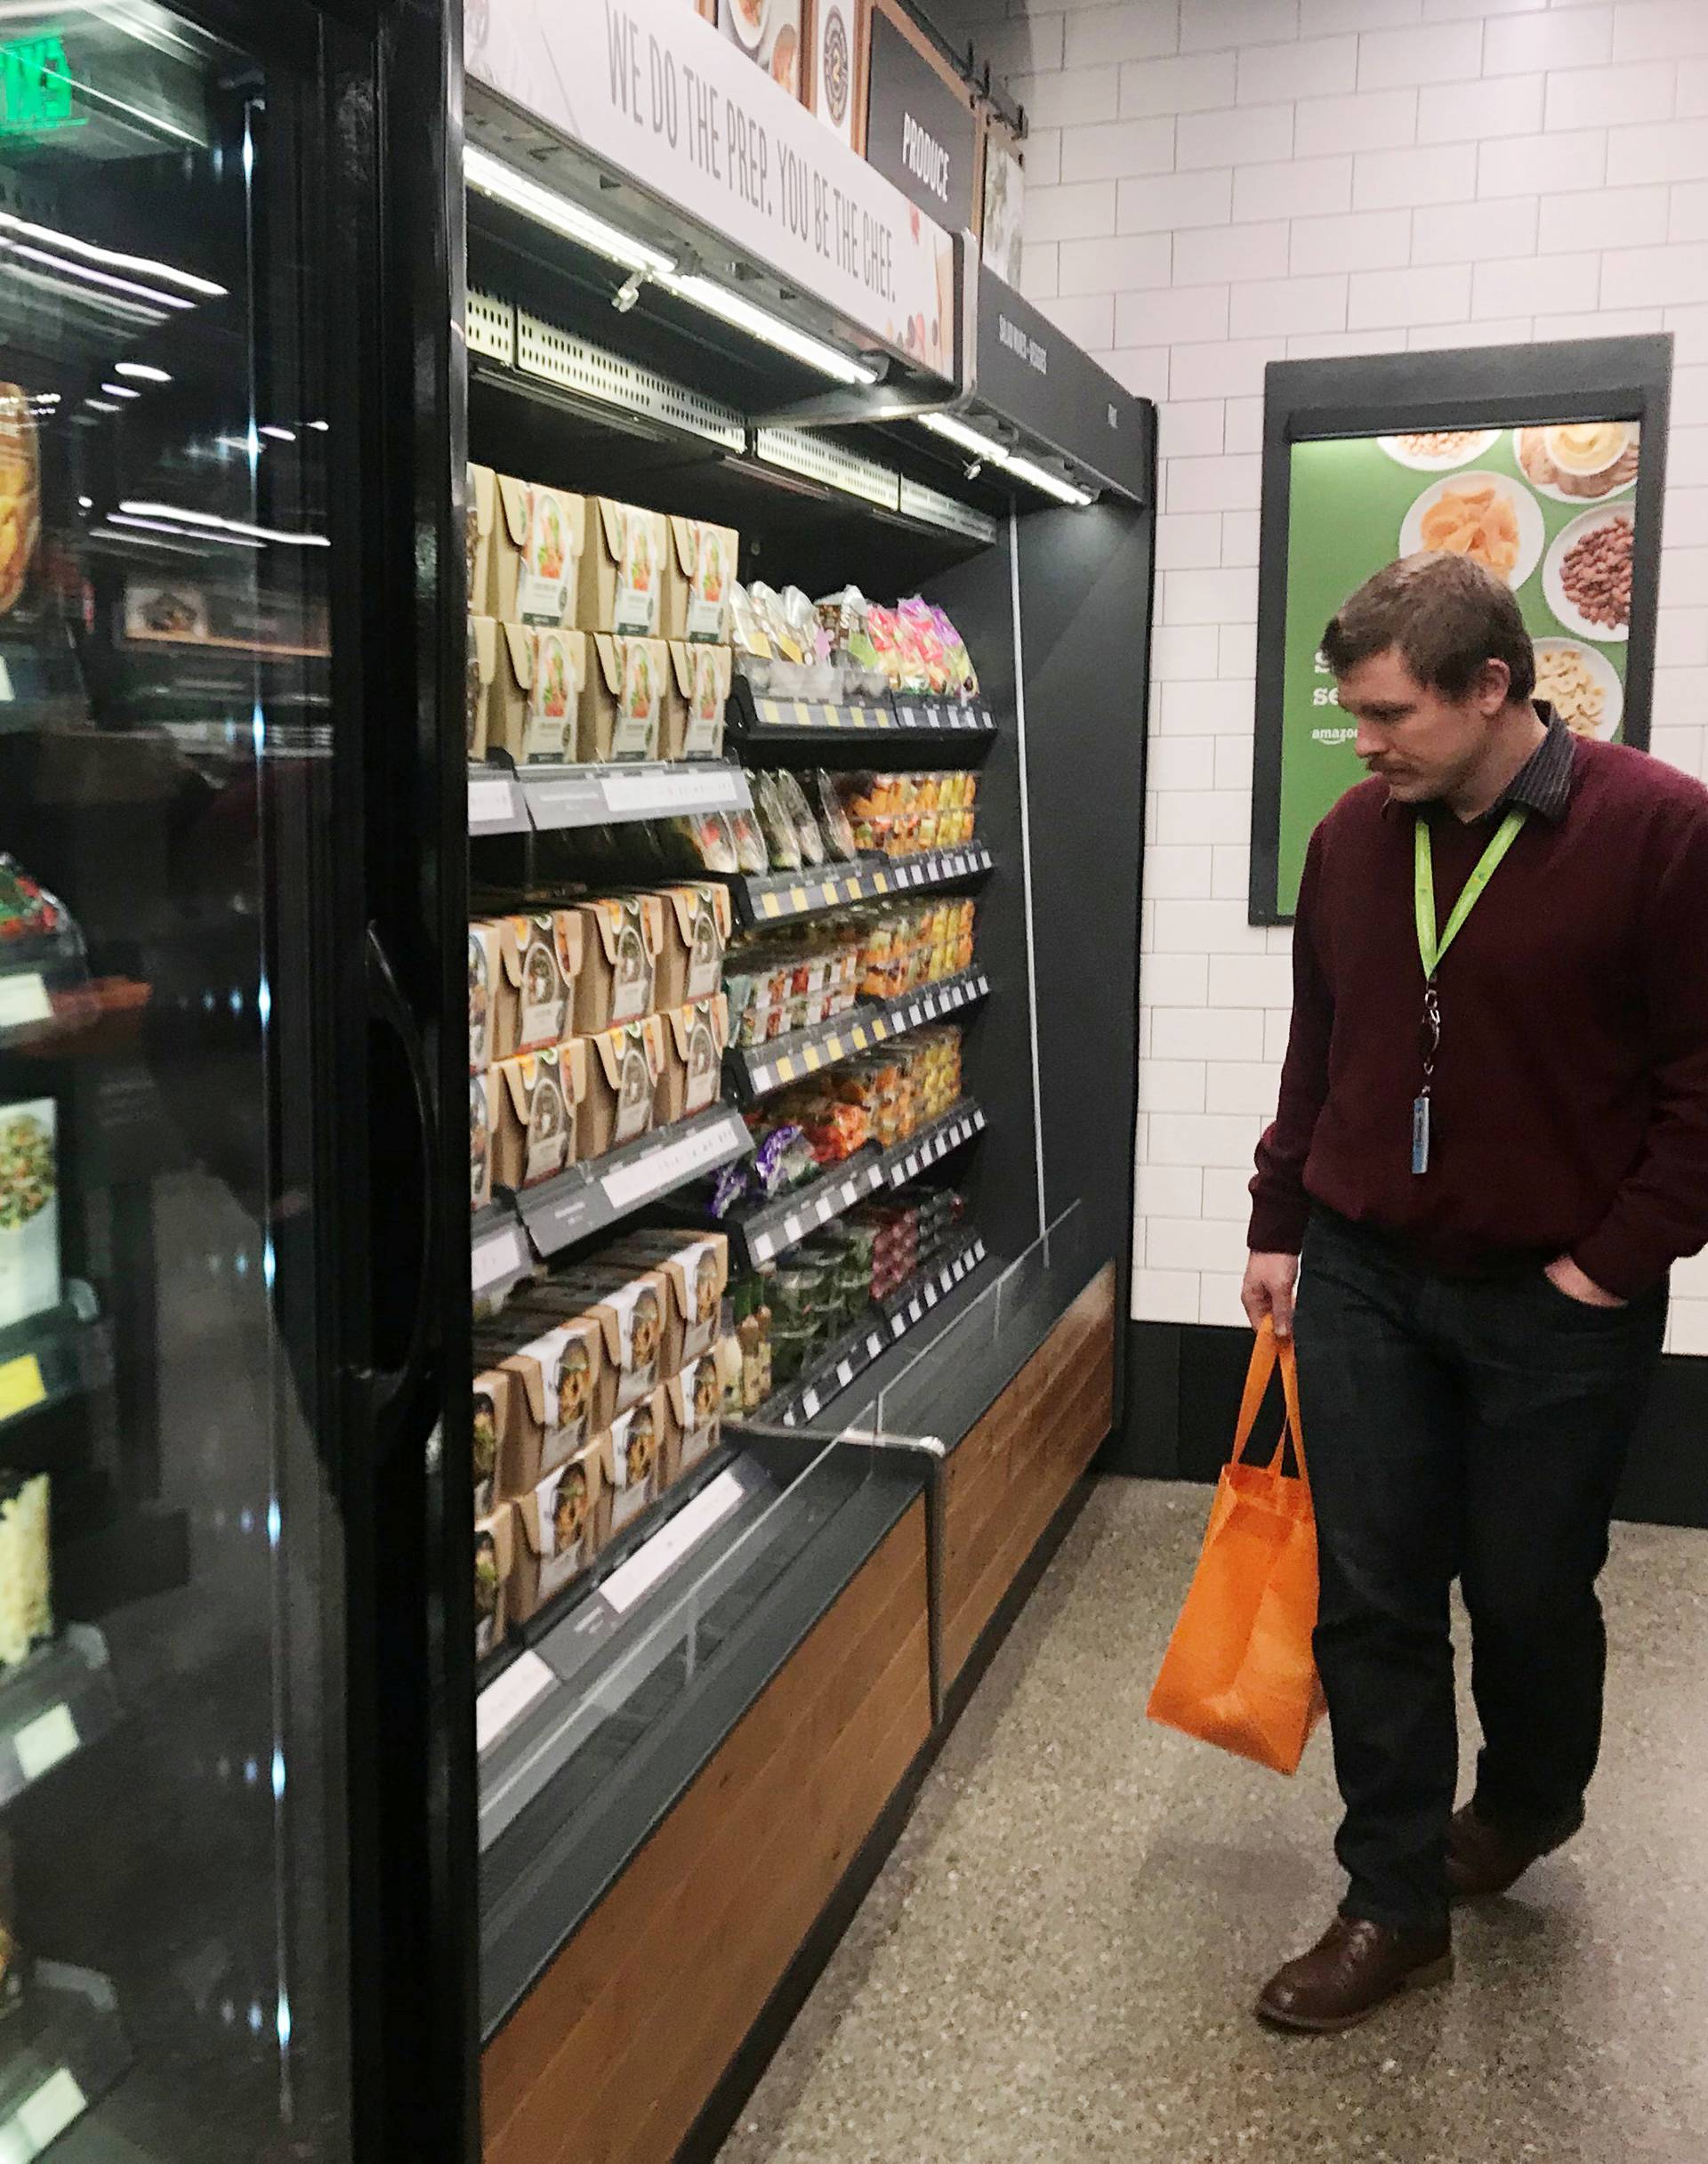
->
[0, 4, 473, 2160]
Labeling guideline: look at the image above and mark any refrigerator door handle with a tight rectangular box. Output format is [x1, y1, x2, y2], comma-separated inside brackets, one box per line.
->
[363, 918, 439, 1425]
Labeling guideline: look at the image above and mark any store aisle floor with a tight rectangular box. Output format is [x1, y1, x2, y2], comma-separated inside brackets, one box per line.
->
[717, 1481, 1708, 2164]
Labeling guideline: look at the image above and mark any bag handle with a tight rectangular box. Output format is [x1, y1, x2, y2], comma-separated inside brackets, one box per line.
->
[1230, 1318, 1309, 1486]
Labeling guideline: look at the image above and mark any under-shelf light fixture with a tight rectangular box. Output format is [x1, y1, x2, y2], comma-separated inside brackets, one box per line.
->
[917, 411, 1095, 506]
[463, 142, 878, 386]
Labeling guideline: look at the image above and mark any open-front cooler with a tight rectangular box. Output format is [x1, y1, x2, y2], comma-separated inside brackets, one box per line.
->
[454, 4, 1155, 2156]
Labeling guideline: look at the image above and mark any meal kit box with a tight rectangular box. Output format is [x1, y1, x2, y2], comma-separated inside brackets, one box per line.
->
[571, 893, 665, 1034]
[602, 1391, 665, 1538]
[581, 1015, 667, 1159]
[662, 517, 737, 642]
[474, 1503, 513, 1660]
[0, 1098, 60, 1331]
[578, 497, 666, 634]
[475, 911, 582, 1060]
[491, 474, 585, 626]
[489, 624, 587, 765]
[663, 642, 732, 761]
[655, 881, 731, 1010]
[495, 1311, 606, 1493]
[470, 1074, 496, 1213]
[508, 1440, 604, 1623]
[466, 464, 497, 618]
[583, 634, 666, 763]
[490, 1042, 587, 1191]
[467, 615, 495, 758]
[665, 1349, 725, 1481]
[654, 995, 729, 1125]
[552, 1266, 669, 1425]
[601, 1229, 729, 1377]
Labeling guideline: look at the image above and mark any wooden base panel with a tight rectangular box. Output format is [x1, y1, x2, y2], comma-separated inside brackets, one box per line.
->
[941, 1266, 1116, 1684]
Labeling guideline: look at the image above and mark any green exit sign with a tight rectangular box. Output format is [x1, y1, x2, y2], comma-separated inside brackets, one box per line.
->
[0, 33, 83, 138]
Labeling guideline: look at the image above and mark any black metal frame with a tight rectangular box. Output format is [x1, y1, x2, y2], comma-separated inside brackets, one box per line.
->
[1249, 335, 1675, 926]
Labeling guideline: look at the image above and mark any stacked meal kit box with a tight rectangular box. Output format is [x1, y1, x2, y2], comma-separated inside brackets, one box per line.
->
[466, 465, 737, 767]
[472, 1230, 734, 1659]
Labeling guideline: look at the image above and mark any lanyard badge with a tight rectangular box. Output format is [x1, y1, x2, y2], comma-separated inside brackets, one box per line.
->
[1411, 809, 1526, 1176]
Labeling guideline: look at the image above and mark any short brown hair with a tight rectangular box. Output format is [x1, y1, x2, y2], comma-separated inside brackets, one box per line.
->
[1321, 551, 1535, 706]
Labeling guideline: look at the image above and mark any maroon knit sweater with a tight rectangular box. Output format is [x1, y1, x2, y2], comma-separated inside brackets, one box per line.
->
[1249, 737, 1708, 1298]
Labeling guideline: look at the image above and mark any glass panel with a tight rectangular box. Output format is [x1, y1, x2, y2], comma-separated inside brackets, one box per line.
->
[0, 6, 348, 2158]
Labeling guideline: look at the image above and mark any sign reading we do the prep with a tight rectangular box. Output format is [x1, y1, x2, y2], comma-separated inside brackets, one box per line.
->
[470, 0, 955, 379]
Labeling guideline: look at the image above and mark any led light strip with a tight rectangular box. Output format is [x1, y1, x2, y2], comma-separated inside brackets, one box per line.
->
[918, 412, 1096, 507]
[464, 145, 878, 386]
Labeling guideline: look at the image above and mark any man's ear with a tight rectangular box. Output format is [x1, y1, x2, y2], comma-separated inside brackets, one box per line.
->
[1472, 656, 1512, 716]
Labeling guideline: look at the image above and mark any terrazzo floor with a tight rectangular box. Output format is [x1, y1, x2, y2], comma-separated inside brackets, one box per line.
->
[716, 1480, 1708, 2164]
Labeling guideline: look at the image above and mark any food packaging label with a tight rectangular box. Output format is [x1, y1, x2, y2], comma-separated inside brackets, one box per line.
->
[469, 923, 496, 1075]
[666, 516, 737, 641]
[588, 896, 657, 1026]
[526, 627, 585, 761]
[471, 1075, 495, 1211]
[466, 463, 497, 615]
[0, 1098, 59, 1331]
[495, 1044, 586, 1189]
[603, 1229, 729, 1368]
[474, 1504, 513, 1659]
[499, 477, 584, 626]
[0, 386, 42, 618]
[467, 614, 496, 757]
[659, 881, 731, 1006]
[668, 1352, 724, 1473]
[527, 1448, 601, 1597]
[665, 642, 733, 761]
[0, 1469, 52, 1668]
[608, 499, 662, 634]
[586, 634, 665, 763]
[605, 1393, 663, 1531]
[660, 996, 729, 1121]
[472, 1369, 510, 1518]
[504, 913, 579, 1051]
[593, 1021, 661, 1148]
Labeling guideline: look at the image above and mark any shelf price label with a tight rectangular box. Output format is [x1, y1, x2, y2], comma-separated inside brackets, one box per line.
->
[0, 1352, 46, 1424]
[12, 1701, 77, 1783]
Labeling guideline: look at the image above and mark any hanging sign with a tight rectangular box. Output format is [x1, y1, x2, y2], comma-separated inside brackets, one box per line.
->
[470, 0, 956, 378]
[974, 268, 1149, 503]
[863, 7, 977, 235]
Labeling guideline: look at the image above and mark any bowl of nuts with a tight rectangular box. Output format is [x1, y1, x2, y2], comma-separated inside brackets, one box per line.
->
[1544, 509, 1634, 644]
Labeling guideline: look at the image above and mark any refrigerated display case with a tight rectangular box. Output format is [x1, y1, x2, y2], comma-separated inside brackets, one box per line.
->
[0, 4, 474, 2159]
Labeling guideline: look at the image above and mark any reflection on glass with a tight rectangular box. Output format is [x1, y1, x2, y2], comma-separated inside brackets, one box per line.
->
[1, 5, 347, 2159]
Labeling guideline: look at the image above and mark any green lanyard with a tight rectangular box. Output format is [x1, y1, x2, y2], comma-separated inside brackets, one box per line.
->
[1414, 808, 1526, 981]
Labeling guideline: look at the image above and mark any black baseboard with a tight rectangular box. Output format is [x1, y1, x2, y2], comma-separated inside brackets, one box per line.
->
[1108, 1319, 1708, 1530]
[673, 1471, 1097, 2164]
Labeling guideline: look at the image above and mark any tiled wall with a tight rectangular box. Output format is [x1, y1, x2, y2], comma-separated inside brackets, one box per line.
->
[940, 0, 1708, 1353]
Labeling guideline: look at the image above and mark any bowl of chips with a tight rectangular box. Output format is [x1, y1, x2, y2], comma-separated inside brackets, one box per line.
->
[1399, 470, 1543, 588]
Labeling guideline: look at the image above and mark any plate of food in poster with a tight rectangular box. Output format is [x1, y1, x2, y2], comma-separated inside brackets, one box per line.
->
[1543, 506, 1634, 643]
[1533, 637, 1623, 740]
[1377, 427, 1501, 473]
[1515, 422, 1639, 505]
[1398, 470, 1544, 590]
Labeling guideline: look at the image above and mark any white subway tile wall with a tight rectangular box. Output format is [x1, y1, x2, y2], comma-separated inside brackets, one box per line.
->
[939, 0, 1708, 1352]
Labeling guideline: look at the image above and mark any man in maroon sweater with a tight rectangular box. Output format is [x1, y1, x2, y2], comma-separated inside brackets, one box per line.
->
[1244, 552, 1708, 2034]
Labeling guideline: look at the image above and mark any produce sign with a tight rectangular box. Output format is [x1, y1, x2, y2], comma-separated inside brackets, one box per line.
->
[1269, 417, 1648, 919]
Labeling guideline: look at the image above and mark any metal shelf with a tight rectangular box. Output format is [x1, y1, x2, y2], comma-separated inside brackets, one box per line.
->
[470, 760, 752, 837]
[731, 689, 997, 749]
[727, 1100, 986, 1269]
[0, 1627, 120, 1813]
[727, 966, 990, 1103]
[508, 1104, 752, 1263]
[762, 1230, 991, 1430]
[874, 1099, 987, 1191]
[0, 1958, 131, 2159]
[726, 1148, 884, 1271]
[731, 843, 992, 929]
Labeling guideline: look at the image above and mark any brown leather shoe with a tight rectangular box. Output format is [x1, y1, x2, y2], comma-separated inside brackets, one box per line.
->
[1255, 1915, 1452, 2034]
[1446, 1803, 1583, 1902]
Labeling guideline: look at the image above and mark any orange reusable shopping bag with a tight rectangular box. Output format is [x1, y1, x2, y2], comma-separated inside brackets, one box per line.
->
[1146, 1318, 1327, 1775]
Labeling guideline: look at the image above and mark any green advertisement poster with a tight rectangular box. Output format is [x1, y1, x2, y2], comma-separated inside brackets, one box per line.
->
[1274, 420, 1642, 916]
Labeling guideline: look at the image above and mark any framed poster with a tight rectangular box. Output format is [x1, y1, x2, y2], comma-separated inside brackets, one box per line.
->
[1249, 337, 1672, 925]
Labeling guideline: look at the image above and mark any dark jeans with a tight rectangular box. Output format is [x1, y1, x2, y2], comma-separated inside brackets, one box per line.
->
[1293, 1208, 1666, 1931]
